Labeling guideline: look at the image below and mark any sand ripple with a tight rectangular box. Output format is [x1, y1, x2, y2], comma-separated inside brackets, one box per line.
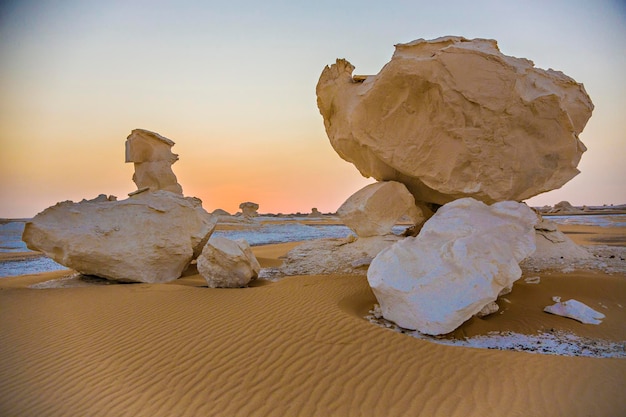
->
[1, 275, 625, 416]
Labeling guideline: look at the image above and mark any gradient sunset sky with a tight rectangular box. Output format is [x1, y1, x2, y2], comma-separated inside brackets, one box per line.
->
[1, 0, 624, 218]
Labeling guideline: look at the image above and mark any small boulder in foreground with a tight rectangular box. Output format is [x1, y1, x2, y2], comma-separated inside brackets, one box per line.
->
[197, 237, 260, 288]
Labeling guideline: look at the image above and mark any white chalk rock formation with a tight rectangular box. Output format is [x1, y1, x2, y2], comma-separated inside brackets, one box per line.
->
[197, 237, 260, 288]
[125, 129, 183, 195]
[544, 299, 605, 324]
[367, 198, 537, 335]
[22, 191, 216, 283]
[337, 181, 424, 237]
[239, 202, 260, 219]
[316, 37, 594, 205]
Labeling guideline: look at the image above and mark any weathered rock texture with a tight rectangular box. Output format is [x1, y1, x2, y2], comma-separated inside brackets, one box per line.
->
[530, 218, 591, 261]
[367, 198, 537, 335]
[22, 191, 216, 283]
[239, 202, 259, 219]
[337, 181, 424, 237]
[197, 237, 260, 288]
[280, 234, 402, 276]
[316, 36, 594, 205]
[125, 129, 183, 195]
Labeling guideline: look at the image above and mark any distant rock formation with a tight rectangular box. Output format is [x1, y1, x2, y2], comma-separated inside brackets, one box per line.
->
[197, 237, 260, 288]
[367, 198, 537, 335]
[125, 129, 183, 195]
[239, 202, 259, 219]
[308, 208, 323, 218]
[23, 191, 216, 283]
[550, 201, 583, 214]
[337, 181, 426, 237]
[316, 36, 593, 206]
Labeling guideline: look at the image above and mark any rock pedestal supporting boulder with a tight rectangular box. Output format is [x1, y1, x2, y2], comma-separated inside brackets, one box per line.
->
[337, 181, 424, 237]
[125, 129, 183, 195]
[316, 36, 594, 205]
[367, 198, 537, 335]
[22, 191, 216, 283]
[197, 237, 260, 288]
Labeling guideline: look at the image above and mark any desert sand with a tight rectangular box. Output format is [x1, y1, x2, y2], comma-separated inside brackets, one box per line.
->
[1, 223, 625, 416]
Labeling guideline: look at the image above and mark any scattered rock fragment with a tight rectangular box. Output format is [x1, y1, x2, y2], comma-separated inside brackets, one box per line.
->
[544, 299, 605, 324]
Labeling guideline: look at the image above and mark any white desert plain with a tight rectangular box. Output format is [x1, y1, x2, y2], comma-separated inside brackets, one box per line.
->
[1, 37, 625, 417]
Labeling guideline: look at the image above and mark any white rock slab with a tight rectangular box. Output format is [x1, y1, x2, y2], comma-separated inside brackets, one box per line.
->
[367, 198, 537, 335]
[544, 299, 605, 324]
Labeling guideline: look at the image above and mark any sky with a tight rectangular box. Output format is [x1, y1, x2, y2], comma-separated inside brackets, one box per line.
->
[1, 0, 625, 217]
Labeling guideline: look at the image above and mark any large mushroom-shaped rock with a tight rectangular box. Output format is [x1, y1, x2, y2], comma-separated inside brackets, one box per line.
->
[367, 198, 537, 335]
[22, 191, 216, 283]
[239, 202, 260, 219]
[125, 128, 183, 195]
[197, 237, 260, 288]
[316, 36, 594, 205]
[337, 181, 424, 237]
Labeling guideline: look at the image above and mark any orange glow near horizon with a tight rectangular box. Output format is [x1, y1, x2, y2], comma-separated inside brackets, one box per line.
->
[1, 1, 624, 218]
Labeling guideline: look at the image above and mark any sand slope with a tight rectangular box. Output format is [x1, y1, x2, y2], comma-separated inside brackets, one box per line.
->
[1, 269, 625, 417]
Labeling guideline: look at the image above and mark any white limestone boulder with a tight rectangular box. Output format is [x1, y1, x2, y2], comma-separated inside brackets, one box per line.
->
[316, 37, 593, 205]
[197, 237, 260, 288]
[337, 181, 424, 237]
[367, 198, 537, 335]
[22, 191, 216, 283]
[125, 128, 183, 195]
